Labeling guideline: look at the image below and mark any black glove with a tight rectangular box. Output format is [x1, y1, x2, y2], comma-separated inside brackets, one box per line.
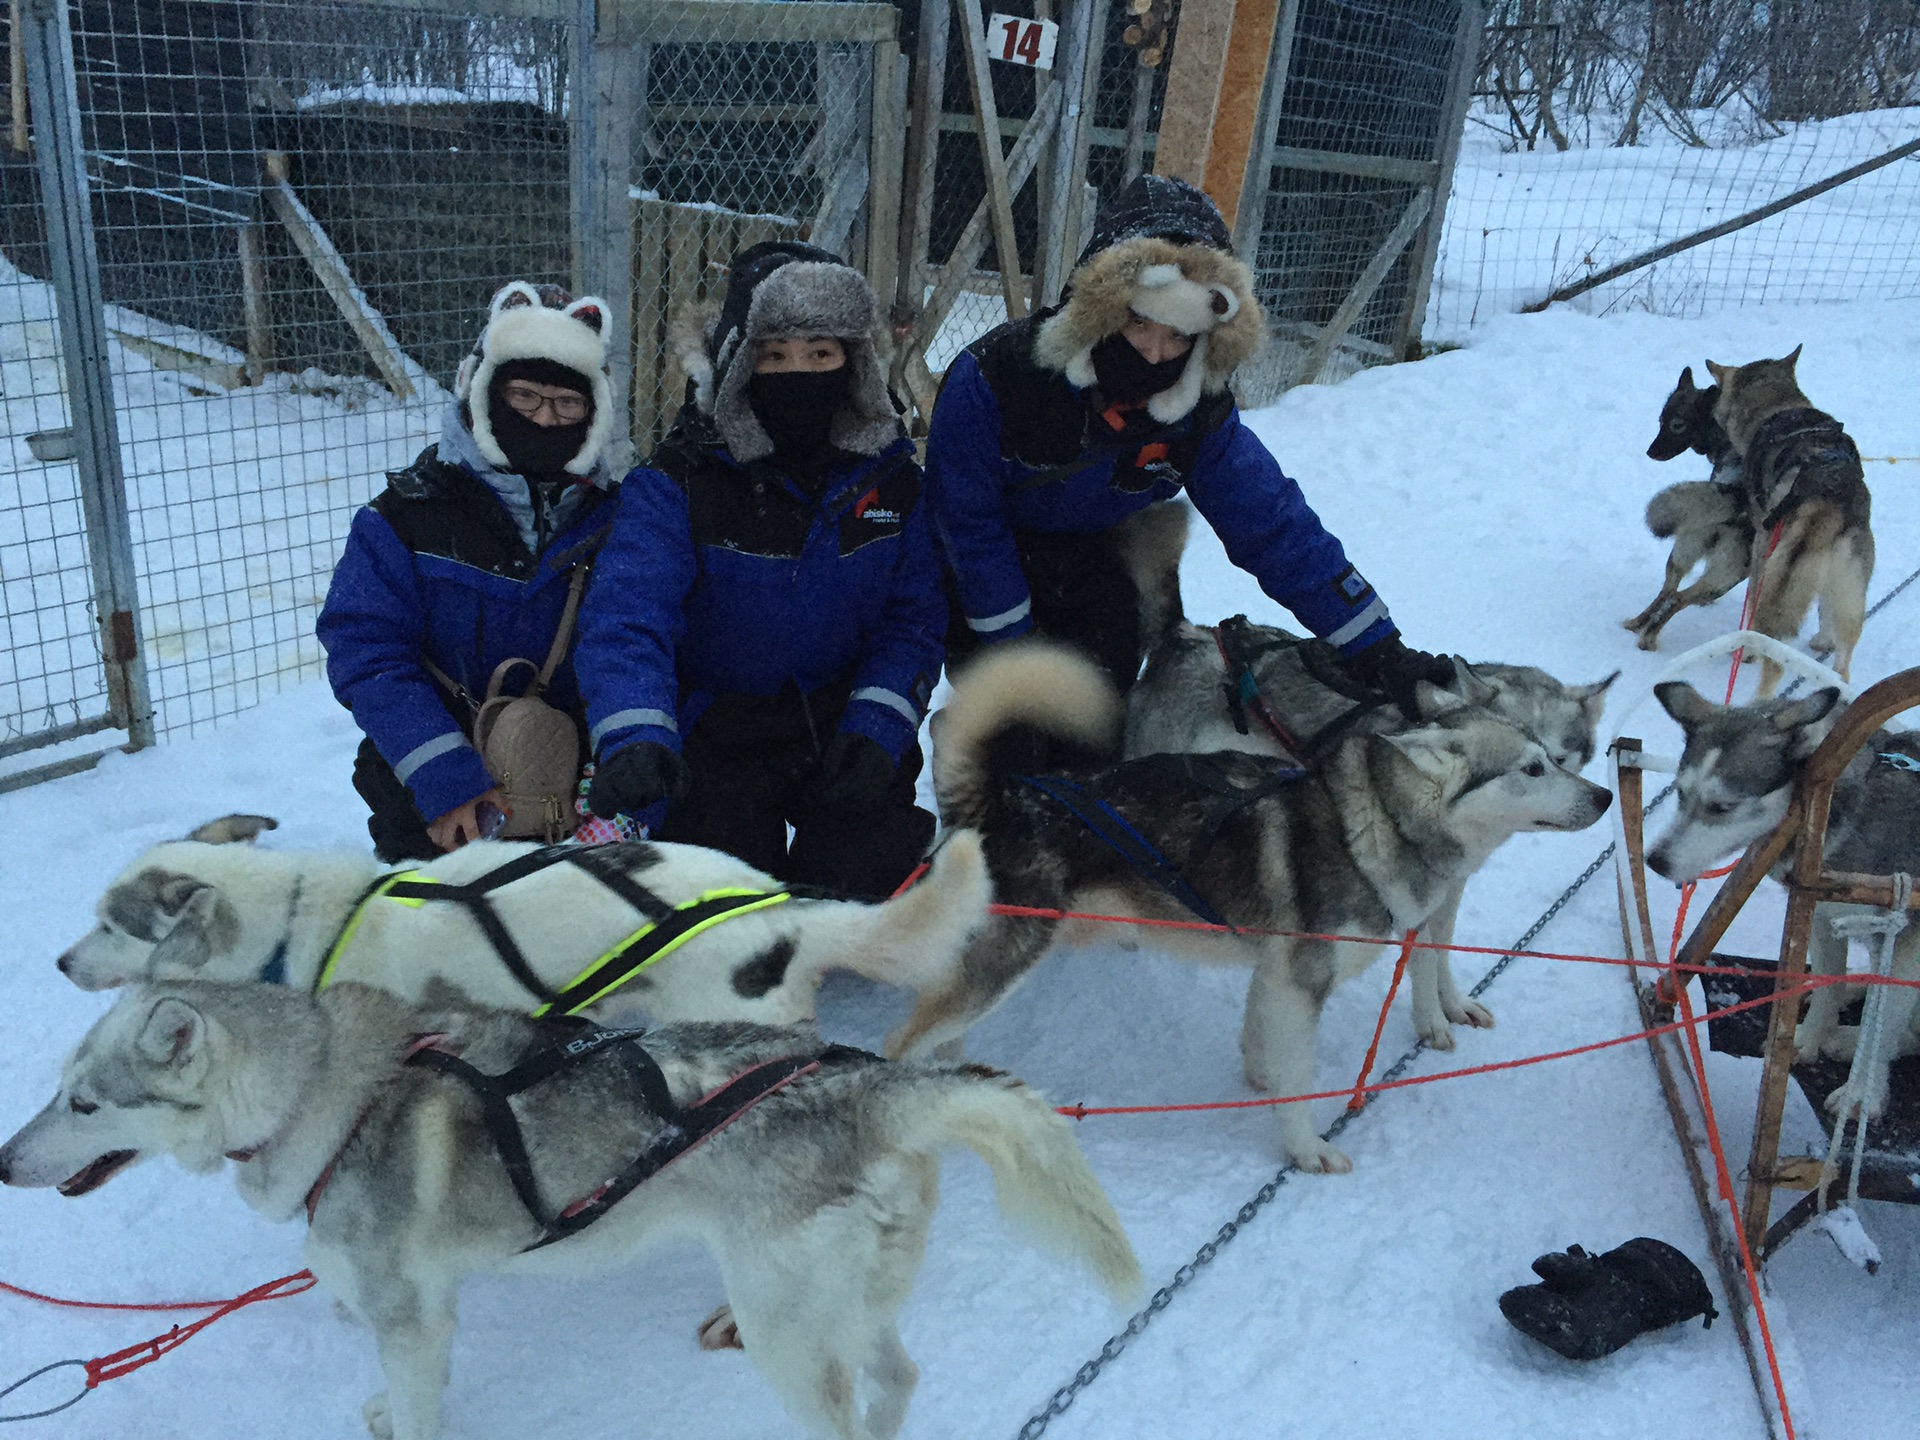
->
[1341, 636, 1456, 721]
[812, 732, 899, 812]
[1499, 1238, 1717, 1361]
[588, 741, 692, 818]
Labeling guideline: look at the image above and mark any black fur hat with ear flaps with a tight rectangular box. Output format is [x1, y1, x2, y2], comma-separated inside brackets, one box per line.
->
[455, 281, 615, 476]
[674, 241, 901, 464]
[1034, 174, 1265, 425]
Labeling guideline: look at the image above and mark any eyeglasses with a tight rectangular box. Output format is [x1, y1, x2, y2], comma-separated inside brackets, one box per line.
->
[500, 383, 589, 423]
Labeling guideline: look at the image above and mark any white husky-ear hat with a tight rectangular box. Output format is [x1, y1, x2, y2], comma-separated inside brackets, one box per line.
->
[455, 281, 615, 476]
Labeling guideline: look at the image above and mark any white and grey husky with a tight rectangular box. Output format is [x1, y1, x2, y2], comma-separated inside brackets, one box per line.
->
[894, 642, 1613, 1174]
[0, 980, 1140, 1440]
[1116, 502, 1616, 1051]
[56, 816, 989, 1030]
[1648, 683, 1920, 1118]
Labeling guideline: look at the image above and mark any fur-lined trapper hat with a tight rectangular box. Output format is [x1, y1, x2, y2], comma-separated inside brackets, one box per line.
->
[676, 241, 901, 462]
[1036, 175, 1264, 424]
[455, 281, 614, 476]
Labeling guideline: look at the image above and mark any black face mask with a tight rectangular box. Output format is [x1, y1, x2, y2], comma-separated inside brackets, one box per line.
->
[1090, 331, 1191, 406]
[488, 396, 592, 478]
[747, 366, 851, 478]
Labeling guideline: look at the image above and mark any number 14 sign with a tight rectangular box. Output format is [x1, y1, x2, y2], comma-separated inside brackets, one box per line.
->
[988, 12, 1060, 70]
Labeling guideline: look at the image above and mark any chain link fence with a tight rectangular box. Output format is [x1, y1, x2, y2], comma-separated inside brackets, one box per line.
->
[0, 0, 904, 783]
[1430, 1, 1920, 333]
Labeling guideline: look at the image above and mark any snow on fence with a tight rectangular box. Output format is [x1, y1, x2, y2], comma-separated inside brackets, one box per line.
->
[1, 0, 1917, 784]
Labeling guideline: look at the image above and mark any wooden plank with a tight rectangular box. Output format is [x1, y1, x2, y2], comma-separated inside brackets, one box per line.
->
[236, 221, 275, 385]
[1054, 0, 1107, 292]
[866, 38, 905, 308]
[1299, 186, 1432, 384]
[1152, 0, 1235, 184]
[262, 161, 414, 400]
[895, 0, 950, 321]
[811, 43, 871, 255]
[1394, 0, 1483, 360]
[954, 0, 1028, 318]
[320, 0, 900, 43]
[1231, 0, 1302, 259]
[1203, 0, 1285, 231]
[630, 196, 667, 452]
[572, 20, 641, 453]
[1263, 145, 1441, 186]
[1035, 0, 1100, 306]
[903, 78, 1062, 363]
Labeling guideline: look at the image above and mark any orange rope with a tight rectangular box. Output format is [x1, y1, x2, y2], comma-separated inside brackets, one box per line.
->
[1348, 930, 1415, 1111]
[1725, 520, 1784, 702]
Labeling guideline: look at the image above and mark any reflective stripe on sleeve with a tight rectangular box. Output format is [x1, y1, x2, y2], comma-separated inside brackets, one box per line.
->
[850, 686, 920, 725]
[393, 732, 468, 785]
[966, 597, 1031, 635]
[1326, 596, 1390, 649]
[590, 708, 679, 749]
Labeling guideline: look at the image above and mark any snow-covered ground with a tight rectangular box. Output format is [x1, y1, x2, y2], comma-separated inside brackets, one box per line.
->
[1, 292, 1916, 1438]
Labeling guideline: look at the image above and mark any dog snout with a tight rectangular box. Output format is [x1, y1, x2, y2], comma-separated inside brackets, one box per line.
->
[56, 952, 72, 976]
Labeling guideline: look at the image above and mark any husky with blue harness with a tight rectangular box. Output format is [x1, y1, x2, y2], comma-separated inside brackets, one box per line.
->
[55, 818, 990, 1034]
[893, 642, 1613, 1174]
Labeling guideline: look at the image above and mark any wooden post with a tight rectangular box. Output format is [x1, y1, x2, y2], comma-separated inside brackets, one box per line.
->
[1229, 0, 1303, 258]
[954, 0, 1029, 318]
[1120, 60, 1152, 184]
[1151, 0, 1236, 186]
[236, 221, 274, 384]
[866, 37, 905, 303]
[630, 195, 667, 452]
[1036, 0, 1105, 306]
[1394, 0, 1482, 360]
[896, 0, 950, 323]
[9, 0, 27, 154]
[1201, 0, 1286, 231]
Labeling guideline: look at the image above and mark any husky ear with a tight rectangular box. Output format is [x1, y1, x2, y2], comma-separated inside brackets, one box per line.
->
[1572, 670, 1620, 722]
[1372, 728, 1467, 798]
[183, 814, 277, 845]
[1677, 365, 1696, 391]
[1703, 360, 1730, 386]
[147, 877, 238, 970]
[1446, 658, 1499, 707]
[1779, 343, 1803, 370]
[137, 996, 206, 1070]
[1655, 681, 1718, 730]
[1771, 687, 1842, 756]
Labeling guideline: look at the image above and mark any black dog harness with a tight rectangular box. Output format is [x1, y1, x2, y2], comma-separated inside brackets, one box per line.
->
[404, 1025, 877, 1250]
[308, 845, 791, 1016]
[1741, 407, 1861, 529]
[1017, 754, 1306, 930]
[1211, 616, 1387, 768]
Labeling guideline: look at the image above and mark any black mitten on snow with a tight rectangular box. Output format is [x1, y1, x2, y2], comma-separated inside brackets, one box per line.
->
[1340, 636, 1456, 721]
[1499, 1237, 1717, 1361]
[588, 741, 692, 819]
[812, 732, 898, 811]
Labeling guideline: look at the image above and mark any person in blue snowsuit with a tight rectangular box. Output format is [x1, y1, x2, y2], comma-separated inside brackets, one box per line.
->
[927, 174, 1451, 720]
[318, 282, 623, 860]
[575, 243, 944, 898]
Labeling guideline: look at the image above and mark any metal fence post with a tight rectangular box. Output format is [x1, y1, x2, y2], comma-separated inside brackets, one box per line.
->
[19, 0, 154, 751]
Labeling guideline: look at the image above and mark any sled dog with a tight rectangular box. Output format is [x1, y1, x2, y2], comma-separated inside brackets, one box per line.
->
[0, 981, 1139, 1440]
[895, 643, 1613, 1173]
[1648, 684, 1920, 1118]
[57, 817, 990, 1031]
[1704, 347, 1873, 695]
[1117, 504, 1616, 1051]
[1624, 366, 1754, 650]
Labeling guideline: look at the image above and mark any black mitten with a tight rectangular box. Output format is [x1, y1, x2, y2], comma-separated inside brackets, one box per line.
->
[1340, 636, 1457, 721]
[588, 741, 692, 818]
[812, 732, 899, 811]
[1499, 1238, 1717, 1360]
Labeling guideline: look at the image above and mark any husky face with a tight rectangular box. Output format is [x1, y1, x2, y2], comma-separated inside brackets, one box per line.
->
[0, 993, 232, 1192]
[1646, 366, 1718, 462]
[1646, 682, 1841, 883]
[1475, 664, 1617, 773]
[58, 861, 243, 991]
[1389, 708, 1614, 849]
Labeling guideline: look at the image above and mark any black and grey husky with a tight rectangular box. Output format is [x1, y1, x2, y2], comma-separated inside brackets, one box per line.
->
[1648, 683, 1920, 1118]
[0, 980, 1139, 1440]
[1624, 365, 1754, 650]
[894, 643, 1612, 1173]
[1117, 503, 1616, 1051]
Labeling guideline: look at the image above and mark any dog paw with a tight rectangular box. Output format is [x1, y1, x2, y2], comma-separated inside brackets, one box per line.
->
[363, 1394, 393, 1440]
[1636, 631, 1662, 652]
[1417, 1019, 1457, 1052]
[1794, 1022, 1840, 1066]
[1825, 1078, 1889, 1123]
[1288, 1138, 1353, 1175]
[697, 1304, 743, 1352]
[1446, 997, 1496, 1029]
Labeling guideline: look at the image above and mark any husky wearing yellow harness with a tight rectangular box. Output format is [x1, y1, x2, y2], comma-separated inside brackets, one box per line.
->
[0, 980, 1139, 1440]
[55, 815, 990, 1030]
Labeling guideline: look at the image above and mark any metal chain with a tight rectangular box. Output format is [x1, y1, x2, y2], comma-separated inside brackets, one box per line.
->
[1013, 782, 1678, 1439]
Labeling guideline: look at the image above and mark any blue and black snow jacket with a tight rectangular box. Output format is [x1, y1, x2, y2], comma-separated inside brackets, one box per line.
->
[926, 317, 1397, 655]
[317, 418, 619, 824]
[575, 418, 945, 764]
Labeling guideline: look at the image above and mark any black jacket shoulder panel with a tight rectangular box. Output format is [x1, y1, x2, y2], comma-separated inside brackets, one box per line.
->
[964, 312, 1091, 467]
[369, 450, 532, 576]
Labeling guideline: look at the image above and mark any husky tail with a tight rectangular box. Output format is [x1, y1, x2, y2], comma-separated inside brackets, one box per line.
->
[932, 642, 1123, 831]
[1644, 481, 1729, 540]
[901, 1068, 1142, 1303]
[829, 831, 994, 992]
